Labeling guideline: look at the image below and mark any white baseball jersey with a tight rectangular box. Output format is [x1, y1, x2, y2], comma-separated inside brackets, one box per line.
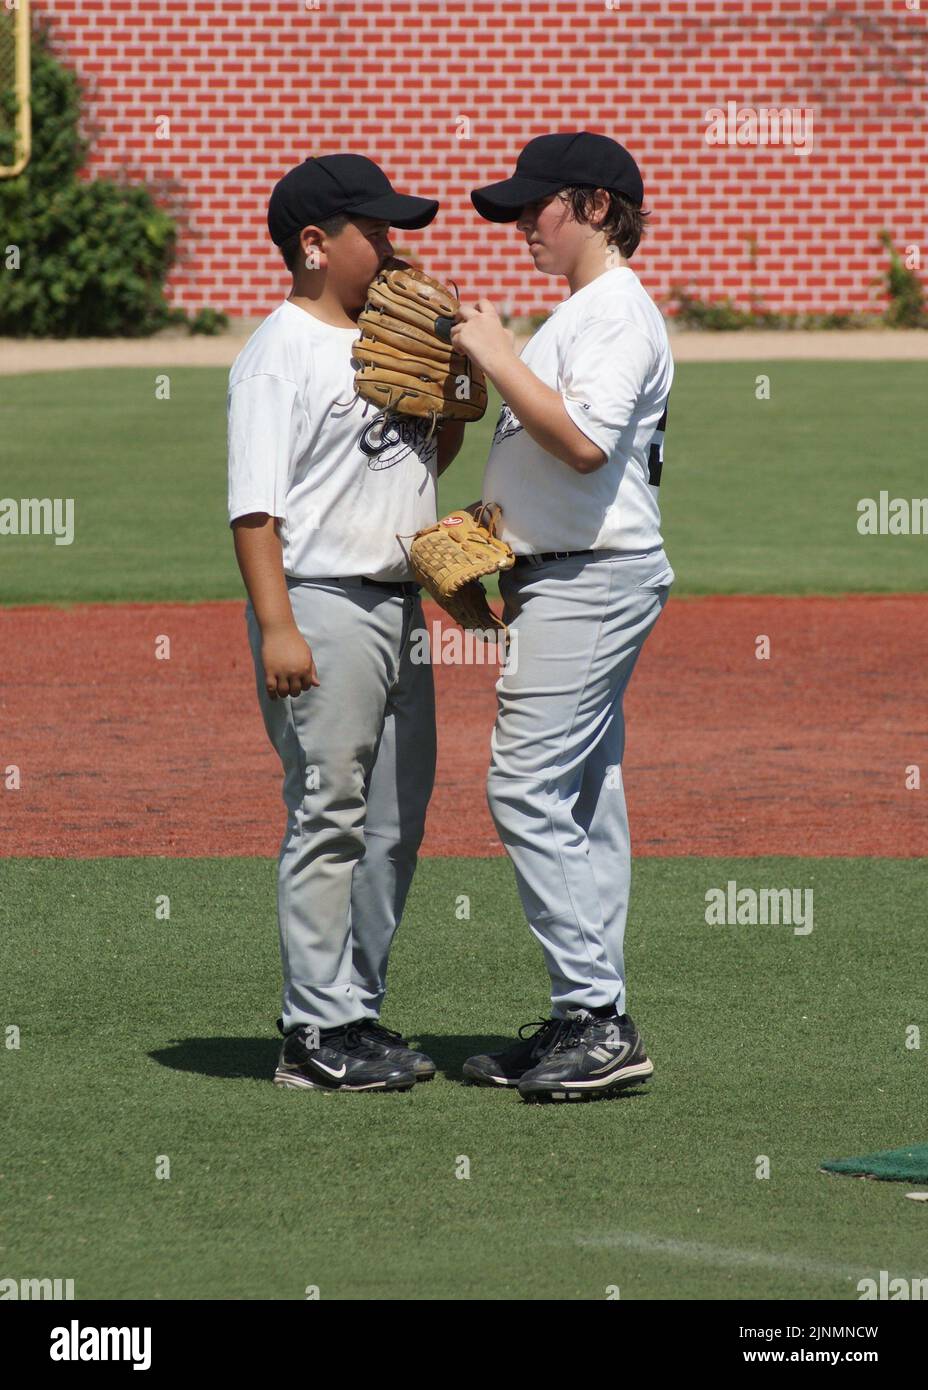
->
[482, 266, 673, 555]
[227, 300, 438, 582]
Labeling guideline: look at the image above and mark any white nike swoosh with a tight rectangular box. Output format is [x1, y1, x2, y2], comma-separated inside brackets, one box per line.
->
[311, 1059, 348, 1079]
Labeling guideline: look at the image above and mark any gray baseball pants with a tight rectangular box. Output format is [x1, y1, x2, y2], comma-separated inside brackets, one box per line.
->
[487, 548, 674, 1018]
[246, 577, 436, 1032]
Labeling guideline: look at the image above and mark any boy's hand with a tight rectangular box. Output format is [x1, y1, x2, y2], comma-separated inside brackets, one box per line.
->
[261, 623, 320, 699]
[451, 301, 515, 372]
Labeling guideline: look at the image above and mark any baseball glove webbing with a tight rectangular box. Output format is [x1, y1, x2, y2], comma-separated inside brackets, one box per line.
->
[353, 262, 487, 431]
[404, 503, 514, 634]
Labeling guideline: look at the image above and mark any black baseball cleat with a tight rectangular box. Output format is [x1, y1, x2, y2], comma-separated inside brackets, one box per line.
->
[351, 1019, 437, 1081]
[516, 1009, 654, 1103]
[461, 1017, 566, 1087]
[273, 1020, 417, 1093]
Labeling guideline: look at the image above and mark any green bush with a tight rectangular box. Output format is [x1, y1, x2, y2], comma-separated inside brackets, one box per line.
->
[187, 306, 229, 336]
[664, 285, 767, 331]
[802, 310, 871, 331]
[664, 285, 880, 332]
[878, 229, 926, 328]
[0, 17, 178, 337]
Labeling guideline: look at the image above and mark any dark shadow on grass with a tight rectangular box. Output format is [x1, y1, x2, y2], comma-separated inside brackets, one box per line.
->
[413, 1033, 518, 1080]
[150, 1034, 653, 1100]
[150, 1037, 277, 1081]
[151, 1035, 512, 1085]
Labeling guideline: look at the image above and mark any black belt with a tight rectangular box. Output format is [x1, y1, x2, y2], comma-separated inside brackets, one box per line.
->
[358, 577, 420, 595]
[513, 550, 596, 566]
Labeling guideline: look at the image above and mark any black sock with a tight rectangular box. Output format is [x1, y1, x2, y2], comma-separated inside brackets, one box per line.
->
[588, 1002, 620, 1020]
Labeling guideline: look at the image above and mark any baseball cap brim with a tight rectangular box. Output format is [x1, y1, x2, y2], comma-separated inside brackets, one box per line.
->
[350, 192, 439, 229]
[470, 176, 566, 223]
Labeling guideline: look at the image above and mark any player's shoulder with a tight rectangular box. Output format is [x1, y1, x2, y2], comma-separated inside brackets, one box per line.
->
[228, 301, 321, 390]
[588, 268, 665, 329]
[579, 268, 669, 361]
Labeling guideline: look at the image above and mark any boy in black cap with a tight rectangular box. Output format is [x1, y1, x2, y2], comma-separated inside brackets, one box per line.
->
[455, 132, 675, 1102]
[229, 155, 464, 1093]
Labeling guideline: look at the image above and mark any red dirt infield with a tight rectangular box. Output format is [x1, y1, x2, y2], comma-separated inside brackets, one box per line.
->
[0, 597, 924, 858]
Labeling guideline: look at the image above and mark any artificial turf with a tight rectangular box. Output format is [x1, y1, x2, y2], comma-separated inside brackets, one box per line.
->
[2, 854, 924, 1301]
[1, 361, 926, 605]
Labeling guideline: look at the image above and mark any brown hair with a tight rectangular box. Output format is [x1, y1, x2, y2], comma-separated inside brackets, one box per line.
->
[557, 187, 650, 258]
[279, 213, 350, 273]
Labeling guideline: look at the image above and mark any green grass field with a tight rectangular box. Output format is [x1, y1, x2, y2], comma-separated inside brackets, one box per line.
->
[1, 361, 926, 605]
[2, 358, 925, 1304]
[1, 855, 924, 1301]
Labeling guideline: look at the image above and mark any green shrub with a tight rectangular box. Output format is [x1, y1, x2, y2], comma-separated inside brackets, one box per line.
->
[665, 285, 881, 332]
[187, 306, 229, 336]
[802, 310, 871, 331]
[0, 17, 179, 337]
[878, 230, 926, 328]
[664, 285, 761, 331]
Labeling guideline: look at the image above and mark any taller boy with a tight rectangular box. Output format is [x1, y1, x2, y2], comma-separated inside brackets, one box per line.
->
[228, 156, 463, 1093]
[453, 133, 675, 1102]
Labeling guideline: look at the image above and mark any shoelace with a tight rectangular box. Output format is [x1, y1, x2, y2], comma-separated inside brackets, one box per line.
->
[360, 1021, 409, 1046]
[517, 1018, 567, 1056]
[315, 1023, 368, 1053]
[517, 1018, 558, 1042]
[548, 1015, 591, 1056]
[329, 1021, 412, 1058]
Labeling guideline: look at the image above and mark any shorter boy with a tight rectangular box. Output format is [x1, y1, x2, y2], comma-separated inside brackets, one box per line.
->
[228, 155, 464, 1093]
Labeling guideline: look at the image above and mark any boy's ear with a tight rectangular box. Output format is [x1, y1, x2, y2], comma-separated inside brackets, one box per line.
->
[299, 226, 326, 272]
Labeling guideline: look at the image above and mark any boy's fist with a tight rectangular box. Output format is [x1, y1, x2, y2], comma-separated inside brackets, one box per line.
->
[450, 300, 515, 371]
[261, 625, 320, 699]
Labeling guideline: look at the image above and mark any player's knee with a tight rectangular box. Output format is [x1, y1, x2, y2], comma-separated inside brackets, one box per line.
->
[385, 817, 428, 860]
[486, 766, 532, 833]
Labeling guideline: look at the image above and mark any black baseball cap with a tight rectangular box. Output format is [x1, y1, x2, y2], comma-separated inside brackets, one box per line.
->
[470, 132, 644, 222]
[267, 154, 439, 246]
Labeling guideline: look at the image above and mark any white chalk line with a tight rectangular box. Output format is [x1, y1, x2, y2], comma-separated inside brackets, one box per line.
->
[576, 1231, 870, 1283]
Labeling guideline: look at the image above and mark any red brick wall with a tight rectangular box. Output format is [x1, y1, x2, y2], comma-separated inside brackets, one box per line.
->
[31, 0, 928, 320]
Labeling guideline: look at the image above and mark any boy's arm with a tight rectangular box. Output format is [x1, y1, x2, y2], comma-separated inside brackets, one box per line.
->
[232, 513, 319, 699]
[450, 303, 606, 475]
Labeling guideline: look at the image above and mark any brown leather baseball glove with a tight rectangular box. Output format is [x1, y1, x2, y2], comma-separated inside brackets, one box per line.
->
[407, 504, 514, 633]
[354, 262, 487, 429]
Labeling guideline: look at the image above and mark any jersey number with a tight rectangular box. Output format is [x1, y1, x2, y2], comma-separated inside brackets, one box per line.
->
[647, 405, 668, 487]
